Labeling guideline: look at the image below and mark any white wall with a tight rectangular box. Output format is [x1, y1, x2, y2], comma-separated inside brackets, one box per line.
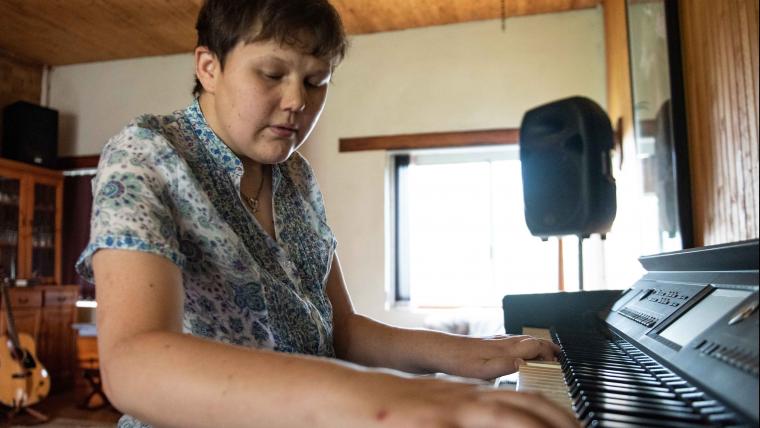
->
[304, 10, 606, 327]
[49, 8, 606, 328]
[49, 55, 196, 156]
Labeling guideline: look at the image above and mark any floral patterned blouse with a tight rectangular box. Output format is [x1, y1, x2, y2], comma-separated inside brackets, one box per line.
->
[76, 99, 337, 428]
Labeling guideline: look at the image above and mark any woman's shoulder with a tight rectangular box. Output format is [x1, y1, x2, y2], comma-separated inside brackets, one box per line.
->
[113, 109, 185, 147]
[101, 110, 187, 164]
[93, 111, 196, 188]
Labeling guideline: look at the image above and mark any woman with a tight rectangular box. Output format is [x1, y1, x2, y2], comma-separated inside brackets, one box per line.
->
[76, 1, 577, 427]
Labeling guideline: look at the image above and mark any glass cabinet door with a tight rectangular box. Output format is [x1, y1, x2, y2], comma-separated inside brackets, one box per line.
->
[0, 177, 21, 279]
[31, 182, 58, 282]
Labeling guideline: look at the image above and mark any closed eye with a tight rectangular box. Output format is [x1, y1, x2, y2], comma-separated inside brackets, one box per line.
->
[306, 74, 331, 88]
[264, 73, 283, 81]
[305, 80, 326, 88]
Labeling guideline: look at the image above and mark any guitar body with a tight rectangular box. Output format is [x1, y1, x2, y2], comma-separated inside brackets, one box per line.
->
[0, 332, 51, 409]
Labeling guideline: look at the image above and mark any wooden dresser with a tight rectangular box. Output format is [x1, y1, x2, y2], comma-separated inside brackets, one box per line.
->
[1, 284, 79, 392]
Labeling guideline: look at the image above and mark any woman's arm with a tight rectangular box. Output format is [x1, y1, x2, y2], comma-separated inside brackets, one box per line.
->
[94, 249, 371, 427]
[97, 249, 576, 428]
[327, 254, 560, 380]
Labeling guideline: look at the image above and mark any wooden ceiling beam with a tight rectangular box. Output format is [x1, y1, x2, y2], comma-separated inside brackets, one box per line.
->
[0, 0, 600, 66]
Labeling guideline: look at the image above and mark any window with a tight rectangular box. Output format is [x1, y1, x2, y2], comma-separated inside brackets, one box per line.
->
[393, 146, 562, 308]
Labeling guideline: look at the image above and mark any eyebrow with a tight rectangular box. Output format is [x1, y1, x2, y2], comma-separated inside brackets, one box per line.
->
[254, 54, 331, 74]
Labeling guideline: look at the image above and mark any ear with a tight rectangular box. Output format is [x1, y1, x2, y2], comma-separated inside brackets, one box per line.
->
[195, 46, 220, 94]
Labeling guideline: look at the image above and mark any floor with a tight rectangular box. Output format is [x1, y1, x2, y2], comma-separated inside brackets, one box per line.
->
[2, 385, 122, 427]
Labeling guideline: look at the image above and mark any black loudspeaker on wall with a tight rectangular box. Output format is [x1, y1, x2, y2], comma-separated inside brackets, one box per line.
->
[519, 96, 616, 239]
[2, 101, 59, 168]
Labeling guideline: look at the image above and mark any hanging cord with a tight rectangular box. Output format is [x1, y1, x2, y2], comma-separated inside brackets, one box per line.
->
[501, 0, 507, 31]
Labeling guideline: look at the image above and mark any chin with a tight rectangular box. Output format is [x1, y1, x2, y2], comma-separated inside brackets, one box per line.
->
[257, 146, 295, 165]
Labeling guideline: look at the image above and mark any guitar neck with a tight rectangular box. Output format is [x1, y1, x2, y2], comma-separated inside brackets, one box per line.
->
[1, 278, 23, 353]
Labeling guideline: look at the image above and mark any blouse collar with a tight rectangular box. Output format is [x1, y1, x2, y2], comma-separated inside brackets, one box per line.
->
[185, 98, 245, 179]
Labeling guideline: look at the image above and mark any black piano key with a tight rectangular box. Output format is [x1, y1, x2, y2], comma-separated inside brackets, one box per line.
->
[570, 373, 664, 387]
[565, 348, 628, 357]
[691, 400, 719, 408]
[569, 367, 658, 380]
[570, 382, 678, 399]
[577, 402, 705, 423]
[572, 379, 671, 393]
[569, 373, 660, 386]
[584, 411, 713, 428]
[698, 406, 727, 415]
[707, 413, 739, 424]
[681, 391, 706, 400]
[584, 420, 681, 428]
[567, 356, 639, 365]
[567, 350, 632, 357]
[573, 391, 690, 408]
[659, 376, 683, 382]
[570, 362, 648, 373]
[573, 396, 699, 415]
[565, 351, 631, 359]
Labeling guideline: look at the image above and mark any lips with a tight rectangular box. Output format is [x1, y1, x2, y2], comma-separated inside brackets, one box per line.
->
[269, 124, 298, 138]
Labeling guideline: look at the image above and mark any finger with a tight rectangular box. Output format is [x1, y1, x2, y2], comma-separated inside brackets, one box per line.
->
[481, 390, 579, 428]
[536, 339, 561, 361]
[514, 337, 560, 361]
[476, 355, 526, 378]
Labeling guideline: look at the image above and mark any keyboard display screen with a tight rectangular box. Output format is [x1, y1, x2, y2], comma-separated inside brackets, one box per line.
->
[659, 288, 752, 347]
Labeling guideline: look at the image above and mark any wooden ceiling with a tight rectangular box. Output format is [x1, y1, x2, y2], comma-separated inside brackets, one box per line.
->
[0, 0, 599, 66]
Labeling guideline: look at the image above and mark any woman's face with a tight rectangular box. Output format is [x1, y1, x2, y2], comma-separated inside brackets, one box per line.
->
[197, 38, 332, 165]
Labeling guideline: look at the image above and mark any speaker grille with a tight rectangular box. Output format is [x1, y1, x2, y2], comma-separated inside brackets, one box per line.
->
[520, 96, 616, 237]
[2, 101, 59, 168]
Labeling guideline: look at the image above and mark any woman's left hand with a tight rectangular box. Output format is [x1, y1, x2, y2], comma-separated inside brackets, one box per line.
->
[441, 334, 561, 380]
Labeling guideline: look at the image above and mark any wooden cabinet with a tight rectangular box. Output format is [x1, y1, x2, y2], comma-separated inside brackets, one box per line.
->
[0, 157, 63, 285]
[38, 286, 79, 390]
[1, 285, 78, 392]
[0, 286, 42, 338]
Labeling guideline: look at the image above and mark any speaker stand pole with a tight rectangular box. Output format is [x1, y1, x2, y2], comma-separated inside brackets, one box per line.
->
[578, 235, 584, 291]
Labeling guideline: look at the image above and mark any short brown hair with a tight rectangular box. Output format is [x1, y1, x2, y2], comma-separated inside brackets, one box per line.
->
[193, 0, 348, 97]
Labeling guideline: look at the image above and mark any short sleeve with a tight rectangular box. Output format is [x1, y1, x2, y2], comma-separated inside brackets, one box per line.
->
[75, 121, 186, 283]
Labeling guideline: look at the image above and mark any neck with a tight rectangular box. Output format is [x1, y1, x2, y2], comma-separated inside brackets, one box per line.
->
[197, 93, 222, 140]
[242, 158, 266, 180]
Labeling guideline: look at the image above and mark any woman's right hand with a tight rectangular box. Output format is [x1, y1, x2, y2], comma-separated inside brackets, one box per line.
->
[342, 370, 579, 428]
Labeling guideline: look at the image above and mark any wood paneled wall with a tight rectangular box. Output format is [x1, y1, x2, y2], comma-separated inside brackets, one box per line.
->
[0, 53, 42, 149]
[604, 0, 634, 147]
[602, 0, 634, 160]
[680, 0, 759, 246]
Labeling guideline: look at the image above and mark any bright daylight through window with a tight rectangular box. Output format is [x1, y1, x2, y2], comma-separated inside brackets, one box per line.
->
[393, 146, 560, 308]
[392, 140, 673, 309]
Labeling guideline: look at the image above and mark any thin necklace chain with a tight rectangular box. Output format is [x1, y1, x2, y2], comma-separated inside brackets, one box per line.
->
[243, 170, 266, 213]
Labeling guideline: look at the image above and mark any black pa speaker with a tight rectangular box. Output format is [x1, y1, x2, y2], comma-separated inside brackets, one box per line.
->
[2, 101, 59, 168]
[519, 96, 616, 238]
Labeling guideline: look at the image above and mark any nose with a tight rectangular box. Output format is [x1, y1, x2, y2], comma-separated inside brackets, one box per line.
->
[281, 81, 306, 113]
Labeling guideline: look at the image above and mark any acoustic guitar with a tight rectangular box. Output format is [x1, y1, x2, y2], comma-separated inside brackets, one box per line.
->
[0, 275, 51, 410]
